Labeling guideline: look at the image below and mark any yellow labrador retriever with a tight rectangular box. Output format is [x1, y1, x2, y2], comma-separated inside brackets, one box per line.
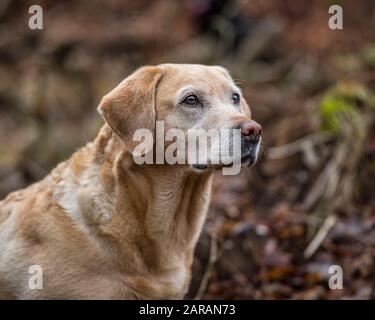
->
[0, 64, 262, 299]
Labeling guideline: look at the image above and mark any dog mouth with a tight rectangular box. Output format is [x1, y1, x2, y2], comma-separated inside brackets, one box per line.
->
[192, 164, 209, 170]
[240, 152, 257, 166]
[191, 140, 260, 171]
[191, 153, 257, 171]
[241, 139, 261, 167]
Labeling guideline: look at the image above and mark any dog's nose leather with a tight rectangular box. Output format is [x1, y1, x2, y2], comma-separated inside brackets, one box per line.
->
[239, 120, 262, 140]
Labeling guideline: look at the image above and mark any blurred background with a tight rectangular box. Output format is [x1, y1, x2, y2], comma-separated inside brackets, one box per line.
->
[0, 0, 374, 299]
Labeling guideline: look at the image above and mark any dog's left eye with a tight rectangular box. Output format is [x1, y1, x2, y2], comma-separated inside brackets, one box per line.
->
[232, 93, 240, 104]
[182, 95, 199, 106]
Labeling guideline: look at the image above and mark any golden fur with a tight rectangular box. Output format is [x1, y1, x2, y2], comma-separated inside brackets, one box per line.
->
[0, 64, 257, 299]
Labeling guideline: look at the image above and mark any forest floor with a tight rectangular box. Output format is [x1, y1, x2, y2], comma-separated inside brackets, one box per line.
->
[0, 0, 374, 299]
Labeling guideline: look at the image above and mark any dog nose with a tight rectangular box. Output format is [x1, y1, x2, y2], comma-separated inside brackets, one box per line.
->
[239, 121, 262, 140]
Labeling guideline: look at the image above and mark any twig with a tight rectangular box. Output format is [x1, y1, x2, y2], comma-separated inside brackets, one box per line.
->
[194, 234, 218, 300]
[267, 131, 332, 160]
[304, 214, 337, 259]
[302, 143, 347, 211]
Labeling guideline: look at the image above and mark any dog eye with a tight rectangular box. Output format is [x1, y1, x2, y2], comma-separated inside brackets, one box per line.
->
[232, 93, 240, 104]
[182, 95, 199, 106]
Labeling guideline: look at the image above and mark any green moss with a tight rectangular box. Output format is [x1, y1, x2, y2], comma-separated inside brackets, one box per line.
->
[362, 44, 375, 68]
[318, 81, 372, 133]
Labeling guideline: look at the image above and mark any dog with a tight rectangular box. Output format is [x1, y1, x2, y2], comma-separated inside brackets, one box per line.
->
[0, 64, 262, 299]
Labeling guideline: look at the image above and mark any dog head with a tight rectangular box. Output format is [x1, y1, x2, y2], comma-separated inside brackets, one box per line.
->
[98, 64, 262, 172]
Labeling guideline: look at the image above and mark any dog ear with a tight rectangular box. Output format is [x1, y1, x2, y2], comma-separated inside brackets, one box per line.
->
[98, 66, 163, 152]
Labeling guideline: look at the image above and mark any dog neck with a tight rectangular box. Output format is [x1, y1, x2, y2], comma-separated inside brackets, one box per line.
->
[120, 162, 213, 250]
[66, 125, 213, 257]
